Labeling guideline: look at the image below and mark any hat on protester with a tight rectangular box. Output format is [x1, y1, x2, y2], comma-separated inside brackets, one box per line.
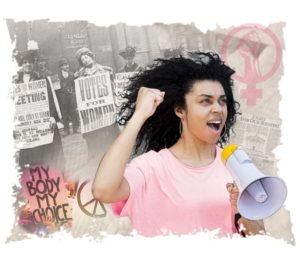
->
[75, 47, 94, 62]
[38, 54, 48, 62]
[58, 58, 69, 67]
[163, 47, 184, 59]
[19, 50, 36, 64]
[13, 49, 23, 66]
[119, 46, 136, 60]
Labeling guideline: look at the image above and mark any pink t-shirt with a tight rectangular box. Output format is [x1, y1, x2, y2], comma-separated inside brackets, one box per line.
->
[111, 146, 235, 237]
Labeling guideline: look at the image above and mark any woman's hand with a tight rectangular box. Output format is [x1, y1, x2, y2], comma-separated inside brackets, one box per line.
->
[102, 65, 113, 73]
[226, 182, 265, 236]
[134, 87, 165, 122]
[20, 203, 32, 219]
[74, 71, 80, 78]
[226, 182, 239, 214]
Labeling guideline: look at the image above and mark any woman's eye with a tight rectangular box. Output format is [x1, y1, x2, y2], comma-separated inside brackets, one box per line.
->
[220, 98, 227, 104]
[200, 99, 211, 104]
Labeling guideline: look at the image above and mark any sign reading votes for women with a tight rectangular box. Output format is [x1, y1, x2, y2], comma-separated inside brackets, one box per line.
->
[75, 72, 116, 133]
[13, 79, 54, 149]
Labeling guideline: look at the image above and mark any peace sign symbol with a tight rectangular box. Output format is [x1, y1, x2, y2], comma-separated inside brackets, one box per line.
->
[76, 180, 107, 218]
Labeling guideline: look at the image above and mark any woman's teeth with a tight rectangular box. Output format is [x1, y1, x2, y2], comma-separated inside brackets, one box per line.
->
[207, 121, 221, 131]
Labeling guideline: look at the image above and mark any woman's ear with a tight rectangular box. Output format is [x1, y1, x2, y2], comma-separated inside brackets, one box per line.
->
[174, 106, 185, 119]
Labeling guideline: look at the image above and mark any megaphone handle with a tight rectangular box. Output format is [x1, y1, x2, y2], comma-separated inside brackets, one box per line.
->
[234, 213, 246, 237]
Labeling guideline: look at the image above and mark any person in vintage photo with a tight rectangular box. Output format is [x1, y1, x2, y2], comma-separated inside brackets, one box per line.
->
[74, 47, 120, 160]
[56, 58, 79, 136]
[75, 47, 113, 77]
[119, 46, 143, 73]
[36, 55, 53, 78]
[14, 51, 65, 172]
[92, 51, 265, 237]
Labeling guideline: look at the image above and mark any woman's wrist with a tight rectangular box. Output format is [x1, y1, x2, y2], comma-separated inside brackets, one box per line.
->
[131, 112, 147, 127]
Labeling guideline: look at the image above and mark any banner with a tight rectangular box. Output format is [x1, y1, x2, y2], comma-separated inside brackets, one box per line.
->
[114, 72, 136, 106]
[75, 72, 116, 133]
[13, 79, 54, 149]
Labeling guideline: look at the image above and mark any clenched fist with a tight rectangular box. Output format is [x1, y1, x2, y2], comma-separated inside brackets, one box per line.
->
[134, 87, 165, 121]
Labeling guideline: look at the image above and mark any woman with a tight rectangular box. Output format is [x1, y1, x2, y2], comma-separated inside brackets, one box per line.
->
[119, 46, 143, 73]
[14, 51, 65, 172]
[57, 58, 79, 136]
[75, 47, 113, 77]
[74, 47, 120, 161]
[92, 52, 264, 237]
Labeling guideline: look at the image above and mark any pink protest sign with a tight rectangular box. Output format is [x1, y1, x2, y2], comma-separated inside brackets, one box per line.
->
[221, 24, 282, 106]
[21, 164, 72, 225]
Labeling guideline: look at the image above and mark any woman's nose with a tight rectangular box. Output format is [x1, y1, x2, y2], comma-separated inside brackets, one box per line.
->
[212, 102, 222, 113]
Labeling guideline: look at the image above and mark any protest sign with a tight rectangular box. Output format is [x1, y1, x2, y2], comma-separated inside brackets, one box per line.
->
[114, 72, 136, 107]
[21, 164, 72, 225]
[75, 72, 116, 133]
[13, 79, 54, 149]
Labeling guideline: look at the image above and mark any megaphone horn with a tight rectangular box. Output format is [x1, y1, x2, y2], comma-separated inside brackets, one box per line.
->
[222, 144, 287, 220]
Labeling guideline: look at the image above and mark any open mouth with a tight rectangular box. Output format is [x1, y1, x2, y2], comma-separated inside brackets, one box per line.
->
[207, 120, 222, 131]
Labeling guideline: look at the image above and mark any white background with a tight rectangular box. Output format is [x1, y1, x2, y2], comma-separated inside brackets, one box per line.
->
[1, 1, 300, 262]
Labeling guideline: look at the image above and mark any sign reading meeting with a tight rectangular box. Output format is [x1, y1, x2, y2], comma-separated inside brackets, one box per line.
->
[13, 79, 54, 149]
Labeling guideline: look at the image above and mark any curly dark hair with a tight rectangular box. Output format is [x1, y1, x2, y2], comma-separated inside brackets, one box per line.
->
[117, 51, 240, 155]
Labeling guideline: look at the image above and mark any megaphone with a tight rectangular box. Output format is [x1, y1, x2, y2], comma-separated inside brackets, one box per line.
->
[222, 144, 287, 220]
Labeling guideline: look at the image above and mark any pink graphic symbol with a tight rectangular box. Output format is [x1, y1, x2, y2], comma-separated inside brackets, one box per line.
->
[221, 24, 282, 106]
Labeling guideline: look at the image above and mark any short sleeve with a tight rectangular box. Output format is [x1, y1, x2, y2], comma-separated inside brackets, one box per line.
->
[111, 158, 147, 217]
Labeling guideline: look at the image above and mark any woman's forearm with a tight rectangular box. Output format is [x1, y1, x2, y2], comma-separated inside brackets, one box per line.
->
[92, 87, 165, 201]
[92, 112, 145, 199]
